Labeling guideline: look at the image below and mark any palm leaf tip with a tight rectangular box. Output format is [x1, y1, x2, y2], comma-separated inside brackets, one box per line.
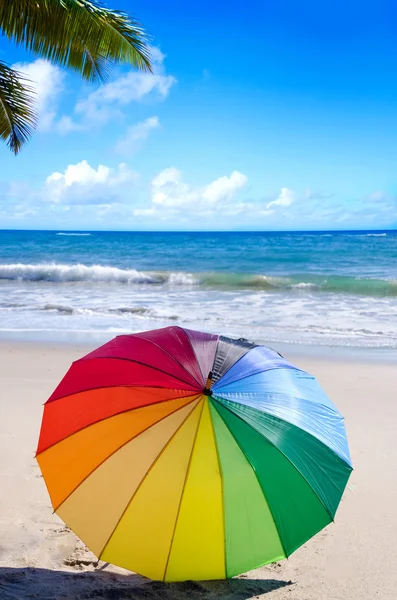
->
[0, 0, 153, 81]
[0, 61, 37, 154]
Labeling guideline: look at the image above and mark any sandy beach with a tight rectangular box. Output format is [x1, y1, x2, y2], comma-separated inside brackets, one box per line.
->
[0, 340, 396, 600]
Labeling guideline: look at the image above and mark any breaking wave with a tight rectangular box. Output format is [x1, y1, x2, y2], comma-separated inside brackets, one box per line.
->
[0, 263, 397, 296]
[0, 263, 171, 284]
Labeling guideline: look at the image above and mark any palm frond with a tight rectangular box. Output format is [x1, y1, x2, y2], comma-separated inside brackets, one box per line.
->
[0, 0, 152, 82]
[0, 60, 37, 154]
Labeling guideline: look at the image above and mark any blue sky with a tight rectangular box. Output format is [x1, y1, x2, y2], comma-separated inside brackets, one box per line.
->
[1, 0, 397, 230]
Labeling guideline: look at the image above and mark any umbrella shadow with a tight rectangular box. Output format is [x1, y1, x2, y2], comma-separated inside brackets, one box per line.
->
[0, 566, 293, 599]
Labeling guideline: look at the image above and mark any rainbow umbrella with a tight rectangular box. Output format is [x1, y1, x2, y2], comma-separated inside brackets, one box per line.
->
[36, 326, 352, 582]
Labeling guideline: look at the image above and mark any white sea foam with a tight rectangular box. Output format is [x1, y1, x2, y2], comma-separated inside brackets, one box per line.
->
[1, 280, 397, 348]
[56, 232, 92, 236]
[291, 282, 318, 289]
[0, 263, 196, 285]
[168, 272, 198, 286]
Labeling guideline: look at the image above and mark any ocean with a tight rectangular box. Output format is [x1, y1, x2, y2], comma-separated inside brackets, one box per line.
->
[0, 229, 396, 350]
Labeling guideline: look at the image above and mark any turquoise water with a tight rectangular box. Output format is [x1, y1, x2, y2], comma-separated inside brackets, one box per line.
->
[0, 229, 396, 348]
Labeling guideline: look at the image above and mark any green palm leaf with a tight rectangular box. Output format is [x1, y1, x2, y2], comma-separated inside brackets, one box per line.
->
[0, 61, 37, 154]
[0, 1, 151, 80]
[0, 0, 152, 153]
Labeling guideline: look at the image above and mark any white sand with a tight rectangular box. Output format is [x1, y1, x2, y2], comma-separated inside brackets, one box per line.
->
[0, 340, 396, 599]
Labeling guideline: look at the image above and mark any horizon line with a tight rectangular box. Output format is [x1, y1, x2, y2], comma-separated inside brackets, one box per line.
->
[0, 227, 396, 234]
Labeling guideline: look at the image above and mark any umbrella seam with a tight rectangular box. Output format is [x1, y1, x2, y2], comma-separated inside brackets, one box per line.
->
[216, 390, 342, 417]
[213, 396, 336, 523]
[86, 333, 202, 388]
[211, 338, 255, 384]
[183, 328, 219, 383]
[36, 391, 198, 456]
[214, 392, 350, 465]
[208, 398, 228, 579]
[216, 393, 352, 481]
[210, 399, 289, 560]
[50, 395, 202, 514]
[213, 365, 303, 392]
[98, 397, 205, 567]
[47, 375, 199, 405]
[209, 337, 220, 383]
[48, 357, 200, 404]
[173, 326, 208, 385]
[131, 330, 204, 388]
[162, 397, 205, 581]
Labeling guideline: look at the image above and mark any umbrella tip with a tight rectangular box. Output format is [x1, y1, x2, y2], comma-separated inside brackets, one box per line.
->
[203, 371, 213, 396]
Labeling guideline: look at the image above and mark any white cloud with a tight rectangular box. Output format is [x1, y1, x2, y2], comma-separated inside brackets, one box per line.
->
[60, 48, 176, 132]
[3, 165, 397, 229]
[56, 115, 82, 135]
[151, 168, 193, 208]
[266, 187, 296, 209]
[114, 116, 160, 155]
[365, 191, 389, 203]
[13, 59, 64, 131]
[203, 171, 248, 204]
[147, 168, 248, 211]
[44, 160, 138, 205]
[13, 50, 174, 137]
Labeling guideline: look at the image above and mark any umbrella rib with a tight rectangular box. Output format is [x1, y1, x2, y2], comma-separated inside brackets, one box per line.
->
[48, 358, 199, 404]
[212, 396, 336, 523]
[173, 326, 207, 385]
[36, 390, 198, 456]
[216, 392, 351, 472]
[133, 331, 204, 388]
[213, 368, 341, 415]
[224, 402, 351, 503]
[209, 398, 289, 560]
[52, 395, 202, 514]
[211, 339, 257, 384]
[215, 390, 343, 418]
[207, 399, 227, 579]
[162, 397, 205, 581]
[182, 328, 219, 382]
[217, 392, 350, 466]
[213, 365, 302, 393]
[48, 383, 199, 405]
[211, 343, 239, 384]
[84, 356, 200, 388]
[98, 397, 205, 562]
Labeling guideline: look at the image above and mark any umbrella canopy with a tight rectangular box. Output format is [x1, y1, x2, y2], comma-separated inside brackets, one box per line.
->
[36, 326, 352, 582]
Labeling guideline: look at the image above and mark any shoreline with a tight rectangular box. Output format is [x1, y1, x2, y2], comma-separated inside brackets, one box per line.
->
[1, 229, 397, 360]
[0, 332, 396, 364]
